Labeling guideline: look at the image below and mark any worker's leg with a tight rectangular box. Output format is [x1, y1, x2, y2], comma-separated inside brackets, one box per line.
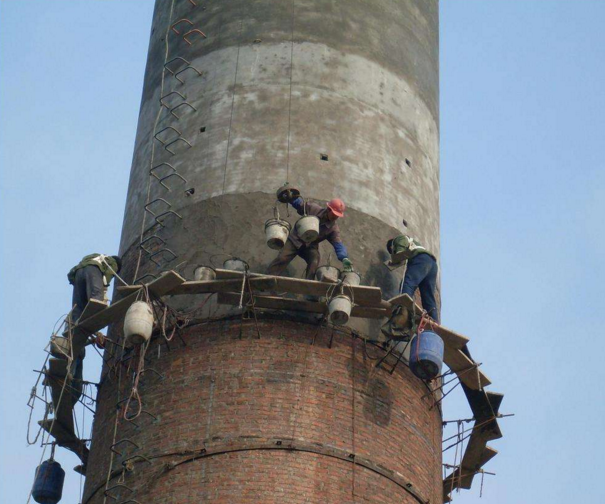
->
[400, 254, 432, 297]
[299, 246, 321, 280]
[267, 240, 299, 276]
[418, 257, 439, 323]
[83, 265, 105, 302]
[71, 268, 88, 322]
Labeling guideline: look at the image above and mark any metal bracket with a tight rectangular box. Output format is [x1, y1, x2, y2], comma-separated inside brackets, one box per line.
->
[170, 102, 197, 119]
[159, 172, 188, 190]
[122, 454, 153, 467]
[149, 248, 178, 266]
[153, 126, 181, 145]
[164, 56, 190, 75]
[110, 439, 140, 457]
[149, 162, 176, 180]
[133, 273, 158, 285]
[154, 210, 183, 227]
[160, 91, 186, 109]
[171, 19, 194, 35]
[104, 483, 133, 501]
[139, 235, 167, 255]
[164, 137, 192, 155]
[183, 29, 207, 45]
[174, 65, 202, 84]
[144, 198, 172, 216]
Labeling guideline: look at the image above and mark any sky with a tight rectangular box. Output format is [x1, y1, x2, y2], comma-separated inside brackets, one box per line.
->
[1, 1, 604, 503]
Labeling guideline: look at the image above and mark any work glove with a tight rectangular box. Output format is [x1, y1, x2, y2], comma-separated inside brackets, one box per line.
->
[342, 258, 353, 272]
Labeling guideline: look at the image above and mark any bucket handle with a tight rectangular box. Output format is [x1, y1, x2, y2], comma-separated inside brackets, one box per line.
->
[273, 206, 281, 220]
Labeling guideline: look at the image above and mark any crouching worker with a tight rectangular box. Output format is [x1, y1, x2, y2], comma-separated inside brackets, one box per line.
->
[65, 253, 121, 403]
[268, 187, 353, 280]
[387, 235, 439, 323]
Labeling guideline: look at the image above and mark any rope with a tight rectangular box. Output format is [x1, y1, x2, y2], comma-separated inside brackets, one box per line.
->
[285, 0, 295, 181]
[133, 0, 178, 282]
[222, 19, 243, 193]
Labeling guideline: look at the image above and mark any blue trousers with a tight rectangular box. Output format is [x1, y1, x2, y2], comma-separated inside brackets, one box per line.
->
[400, 253, 439, 323]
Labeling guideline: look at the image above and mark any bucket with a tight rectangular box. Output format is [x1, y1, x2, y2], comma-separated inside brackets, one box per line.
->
[409, 330, 444, 380]
[50, 336, 71, 359]
[194, 266, 216, 282]
[32, 460, 65, 504]
[223, 258, 247, 272]
[316, 265, 339, 283]
[341, 271, 361, 287]
[328, 295, 352, 325]
[265, 218, 291, 250]
[124, 301, 154, 347]
[295, 215, 320, 244]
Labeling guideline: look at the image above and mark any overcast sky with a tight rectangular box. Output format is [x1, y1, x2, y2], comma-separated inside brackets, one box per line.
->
[1, 1, 604, 503]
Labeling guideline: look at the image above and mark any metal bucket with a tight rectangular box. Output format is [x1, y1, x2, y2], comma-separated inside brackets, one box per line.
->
[341, 271, 361, 286]
[409, 330, 444, 380]
[32, 459, 65, 504]
[50, 336, 71, 359]
[124, 301, 154, 347]
[316, 265, 339, 283]
[264, 218, 291, 250]
[194, 266, 216, 281]
[328, 295, 352, 325]
[223, 258, 247, 272]
[295, 215, 320, 244]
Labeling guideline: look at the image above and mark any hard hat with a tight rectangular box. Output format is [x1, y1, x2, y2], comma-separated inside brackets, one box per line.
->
[326, 198, 345, 217]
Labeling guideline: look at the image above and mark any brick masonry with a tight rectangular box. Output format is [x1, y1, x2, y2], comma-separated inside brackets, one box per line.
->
[83, 318, 442, 503]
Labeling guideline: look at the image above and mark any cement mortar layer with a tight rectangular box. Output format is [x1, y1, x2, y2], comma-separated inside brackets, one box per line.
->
[120, 0, 440, 269]
[83, 320, 442, 504]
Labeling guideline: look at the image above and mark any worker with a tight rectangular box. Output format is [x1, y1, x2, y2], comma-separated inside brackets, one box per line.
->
[387, 234, 439, 323]
[65, 253, 121, 404]
[268, 190, 352, 280]
[68, 253, 122, 322]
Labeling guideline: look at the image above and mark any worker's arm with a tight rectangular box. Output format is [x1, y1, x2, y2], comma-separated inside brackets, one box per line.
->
[290, 197, 304, 214]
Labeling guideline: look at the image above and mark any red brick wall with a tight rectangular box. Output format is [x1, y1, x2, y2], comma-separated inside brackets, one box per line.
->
[83, 319, 442, 504]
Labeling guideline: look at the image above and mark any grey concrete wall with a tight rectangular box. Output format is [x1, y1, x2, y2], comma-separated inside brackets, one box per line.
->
[119, 0, 439, 318]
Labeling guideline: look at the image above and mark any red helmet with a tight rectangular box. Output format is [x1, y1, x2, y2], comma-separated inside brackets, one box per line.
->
[326, 198, 345, 217]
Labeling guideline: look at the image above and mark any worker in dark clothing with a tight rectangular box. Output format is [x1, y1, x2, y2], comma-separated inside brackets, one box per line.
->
[65, 253, 121, 404]
[268, 192, 352, 279]
[388, 235, 439, 322]
[68, 253, 122, 321]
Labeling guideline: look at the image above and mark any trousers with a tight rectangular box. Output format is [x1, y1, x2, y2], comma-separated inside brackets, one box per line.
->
[267, 239, 321, 280]
[71, 265, 104, 321]
[400, 253, 440, 323]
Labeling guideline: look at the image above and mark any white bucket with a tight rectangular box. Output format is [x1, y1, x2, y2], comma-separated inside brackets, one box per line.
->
[124, 301, 154, 347]
[194, 266, 216, 281]
[329, 295, 352, 326]
[50, 335, 71, 359]
[341, 271, 361, 287]
[223, 258, 247, 272]
[264, 218, 291, 250]
[295, 215, 320, 244]
[316, 265, 340, 283]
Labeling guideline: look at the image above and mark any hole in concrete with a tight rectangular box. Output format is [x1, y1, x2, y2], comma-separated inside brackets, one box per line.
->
[320, 153, 329, 161]
[405, 158, 412, 167]
[200, 126, 206, 133]
[185, 188, 195, 196]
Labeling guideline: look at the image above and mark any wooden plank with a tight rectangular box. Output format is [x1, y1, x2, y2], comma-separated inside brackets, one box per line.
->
[39, 419, 89, 463]
[444, 348, 491, 390]
[215, 270, 384, 307]
[217, 292, 388, 320]
[388, 294, 469, 348]
[71, 271, 186, 353]
[119, 277, 279, 296]
[459, 445, 498, 489]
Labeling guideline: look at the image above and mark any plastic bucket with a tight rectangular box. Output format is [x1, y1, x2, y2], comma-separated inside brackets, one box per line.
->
[194, 266, 216, 282]
[264, 218, 291, 250]
[341, 271, 361, 287]
[295, 215, 320, 244]
[32, 460, 65, 504]
[124, 301, 154, 347]
[223, 258, 246, 272]
[316, 265, 339, 283]
[328, 295, 352, 325]
[50, 336, 71, 359]
[409, 330, 444, 380]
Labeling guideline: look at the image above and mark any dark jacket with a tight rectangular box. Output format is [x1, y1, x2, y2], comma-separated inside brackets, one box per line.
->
[289, 198, 348, 260]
